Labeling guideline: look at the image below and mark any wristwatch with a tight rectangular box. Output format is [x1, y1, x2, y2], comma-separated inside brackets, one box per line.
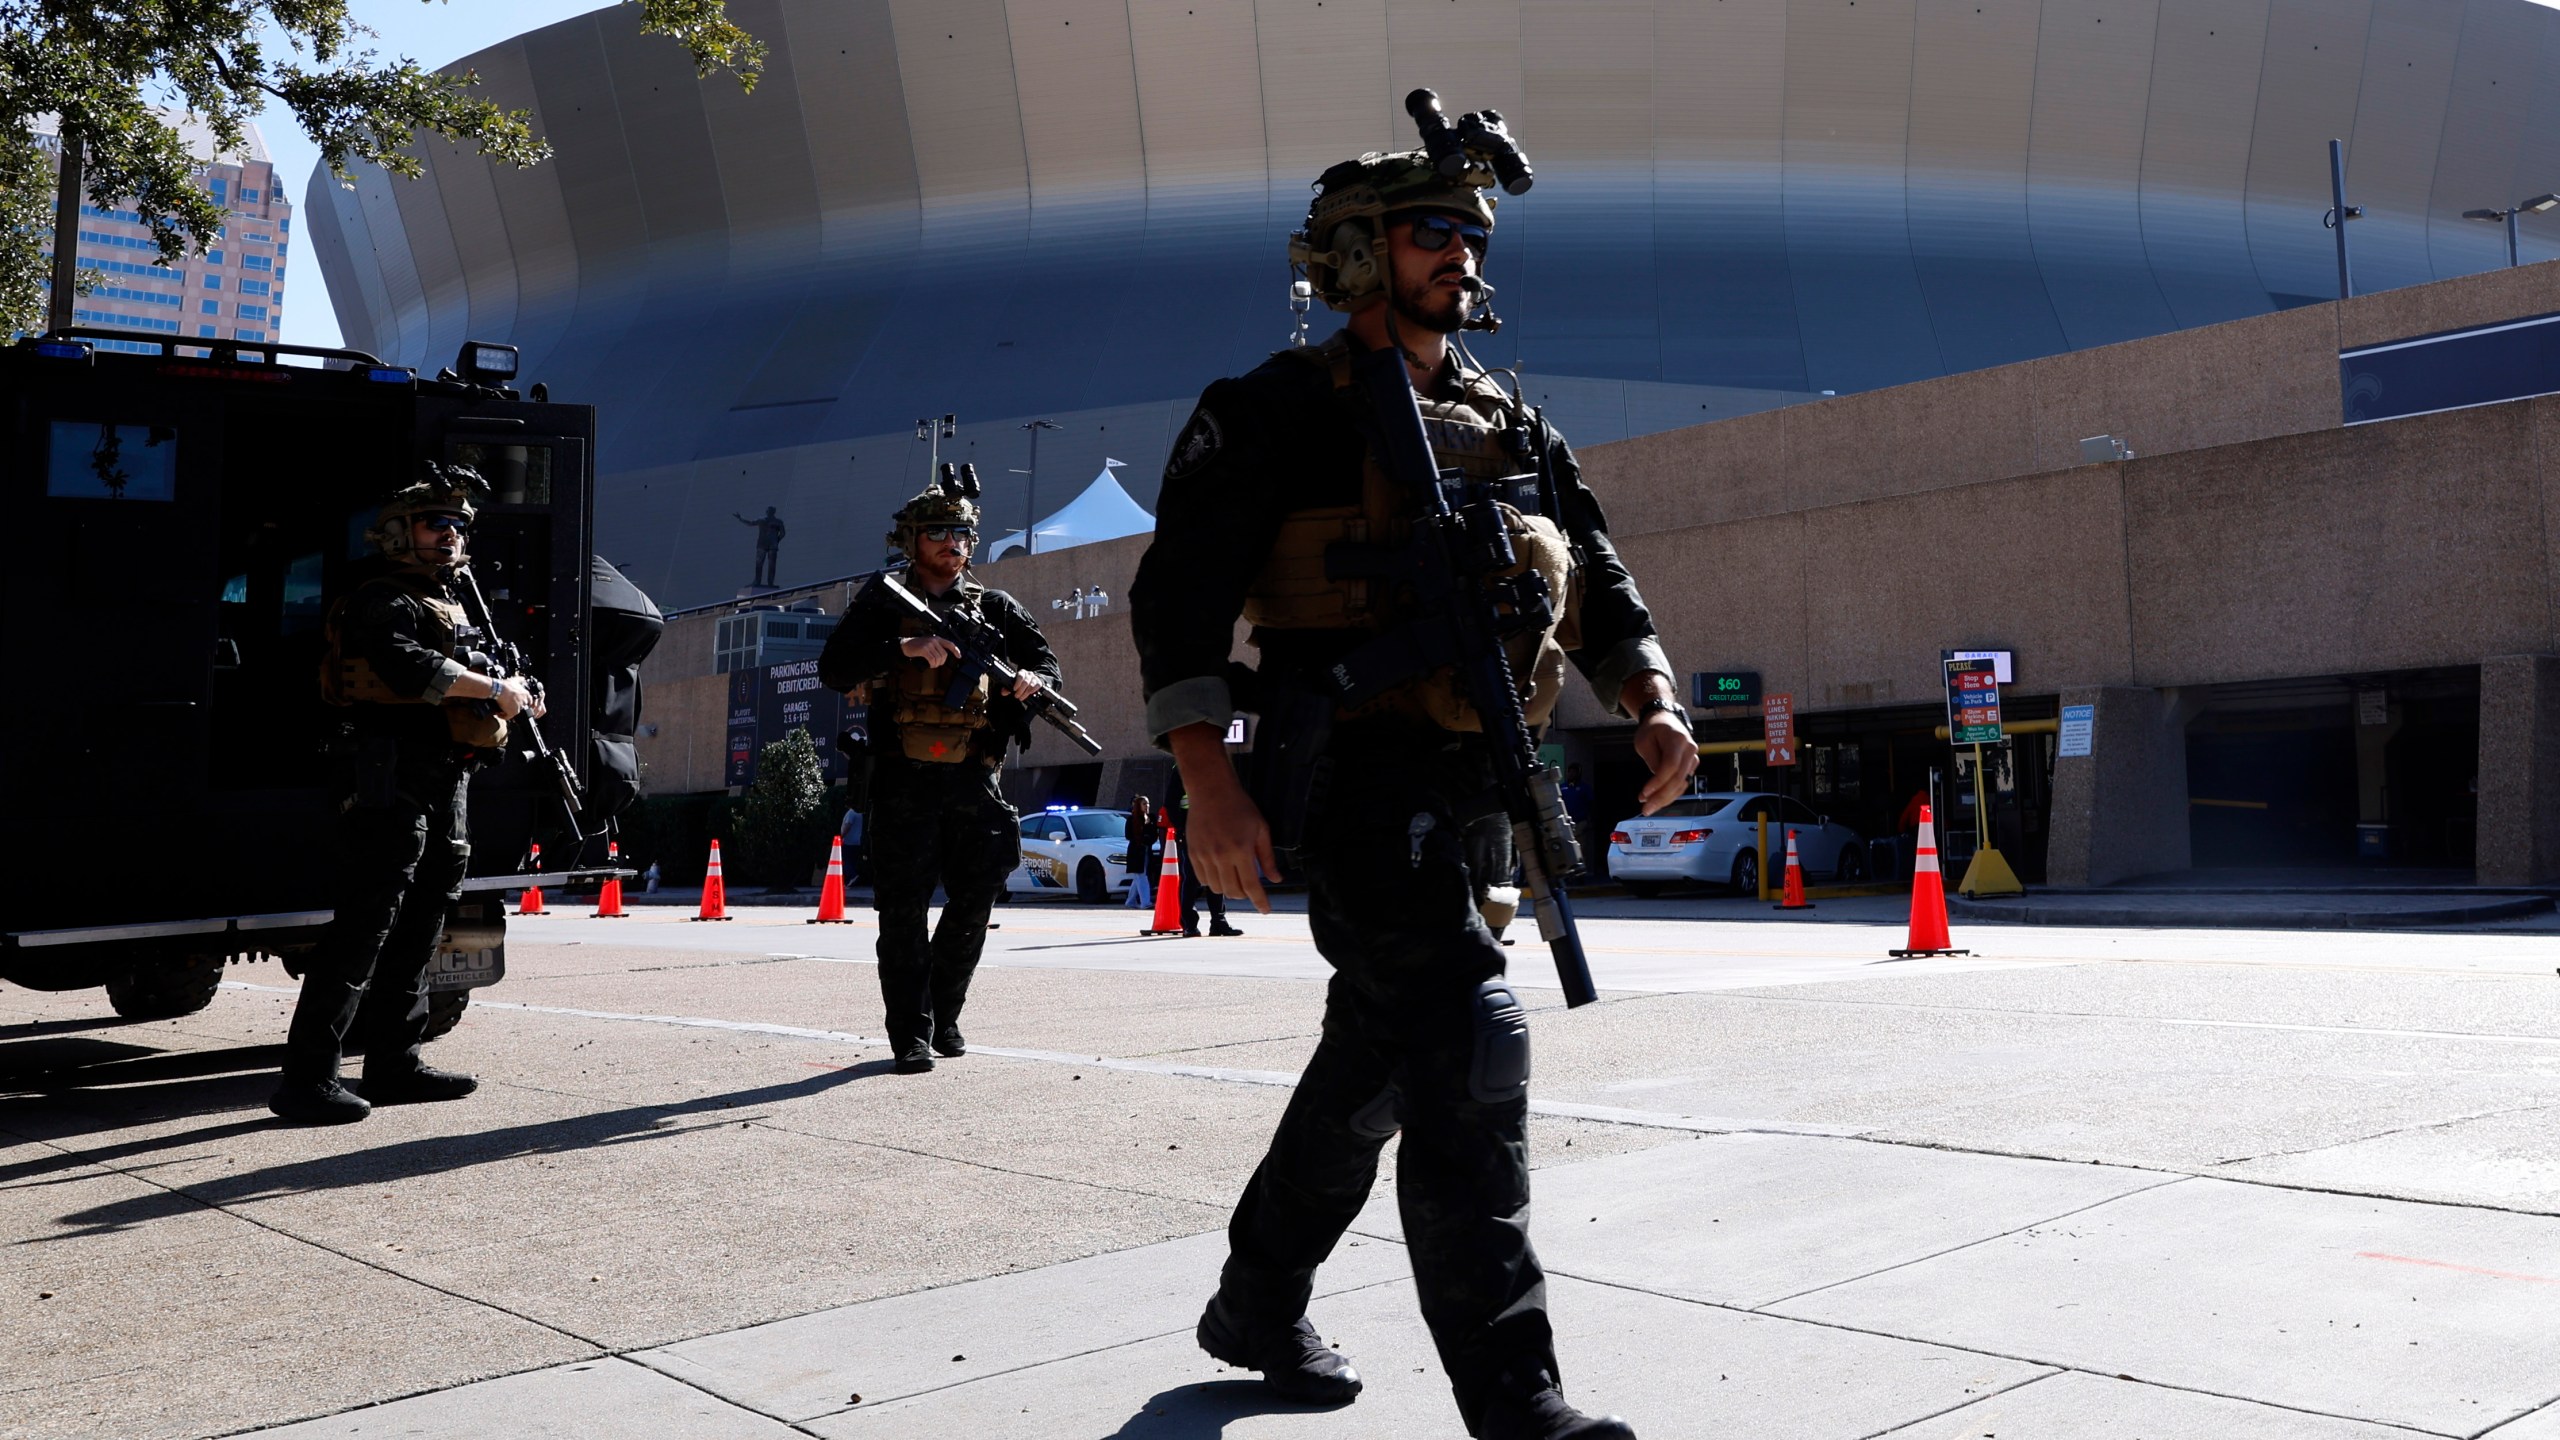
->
[1635, 697, 1691, 734]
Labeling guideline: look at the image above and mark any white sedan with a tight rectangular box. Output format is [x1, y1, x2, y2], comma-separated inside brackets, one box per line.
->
[1605, 791, 1867, 898]
[1008, 806, 1138, 904]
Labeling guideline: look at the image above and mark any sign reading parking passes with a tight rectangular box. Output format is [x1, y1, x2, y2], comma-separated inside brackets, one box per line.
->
[1944, 659, 2003, 745]
[1763, 693, 1797, 767]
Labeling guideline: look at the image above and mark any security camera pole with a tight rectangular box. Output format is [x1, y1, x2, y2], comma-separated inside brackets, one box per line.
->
[2463, 194, 2560, 267]
[1019, 418, 1062, 555]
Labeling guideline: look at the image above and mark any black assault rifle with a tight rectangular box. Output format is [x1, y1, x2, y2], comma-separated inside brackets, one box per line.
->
[454, 567, 589, 845]
[1320, 346, 1598, 1007]
[878, 573, 1103, 755]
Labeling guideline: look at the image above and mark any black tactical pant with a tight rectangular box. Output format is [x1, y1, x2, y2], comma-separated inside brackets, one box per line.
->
[1218, 730, 1554, 1435]
[867, 756, 1021, 1050]
[283, 752, 469, 1086]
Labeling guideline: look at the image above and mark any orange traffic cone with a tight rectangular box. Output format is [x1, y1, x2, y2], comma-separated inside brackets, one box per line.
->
[1889, 805, 1969, 958]
[1774, 828, 1814, 910]
[518, 842, 546, 915]
[693, 839, 732, 921]
[809, 835, 851, 924]
[1142, 823, 1187, 936]
[595, 840, 627, 918]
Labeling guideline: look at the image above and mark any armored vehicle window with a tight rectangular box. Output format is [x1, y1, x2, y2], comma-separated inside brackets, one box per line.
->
[450, 442, 553, 506]
[47, 420, 176, 501]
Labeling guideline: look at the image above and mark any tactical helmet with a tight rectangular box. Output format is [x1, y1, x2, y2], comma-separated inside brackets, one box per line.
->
[888, 461, 984, 557]
[366, 461, 486, 569]
[1289, 149, 1498, 311]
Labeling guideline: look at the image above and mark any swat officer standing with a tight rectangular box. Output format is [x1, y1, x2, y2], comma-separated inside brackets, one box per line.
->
[819, 468, 1060, 1074]
[1129, 117, 1696, 1439]
[271, 466, 542, 1125]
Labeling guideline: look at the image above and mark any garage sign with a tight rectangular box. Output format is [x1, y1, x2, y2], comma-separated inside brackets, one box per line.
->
[1944, 658, 2003, 744]
[1763, 693, 1797, 766]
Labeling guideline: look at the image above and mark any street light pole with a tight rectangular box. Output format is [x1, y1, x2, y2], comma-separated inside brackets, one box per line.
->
[1020, 418, 1061, 555]
[2463, 193, 2560, 267]
[2325, 139, 2364, 300]
[915, 414, 956, 483]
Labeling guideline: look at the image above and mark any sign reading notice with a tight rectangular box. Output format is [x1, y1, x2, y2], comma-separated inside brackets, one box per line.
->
[1944, 659, 2003, 745]
[1763, 693, 1797, 767]
[2058, 704, 2094, 758]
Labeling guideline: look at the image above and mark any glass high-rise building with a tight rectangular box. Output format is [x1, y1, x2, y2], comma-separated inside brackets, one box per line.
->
[33, 111, 293, 354]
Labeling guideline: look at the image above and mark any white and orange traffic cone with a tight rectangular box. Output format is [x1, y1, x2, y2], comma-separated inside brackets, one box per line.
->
[1889, 805, 1969, 958]
[693, 839, 732, 921]
[1142, 823, 1187, 936]
[1773, 828, 1814, 910]
[518, 842, 546, 915]
[594, 840, 627, 918]
[810, 835, 851, 924]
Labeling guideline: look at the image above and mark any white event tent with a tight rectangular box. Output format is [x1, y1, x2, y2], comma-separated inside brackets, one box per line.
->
[986, 459, 1157, 560]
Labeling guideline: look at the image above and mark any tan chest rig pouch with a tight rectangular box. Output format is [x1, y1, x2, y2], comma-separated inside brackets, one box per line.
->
[1243, 337, 1582, 732]
[318, 572, 510, 749]
[888, 601, 995, 763]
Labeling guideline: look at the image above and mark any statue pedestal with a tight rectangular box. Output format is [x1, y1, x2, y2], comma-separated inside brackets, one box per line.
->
[736, 584, 781, 601]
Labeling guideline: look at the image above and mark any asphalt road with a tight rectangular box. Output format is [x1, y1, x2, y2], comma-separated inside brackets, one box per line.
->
[10, 899, 2560, 1438]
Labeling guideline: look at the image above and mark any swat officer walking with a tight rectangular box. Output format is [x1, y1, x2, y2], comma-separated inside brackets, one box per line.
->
[1130, 119, 1696, 1439]
[819, 468, 1060, 1074]
[272, 466, 543, 1125]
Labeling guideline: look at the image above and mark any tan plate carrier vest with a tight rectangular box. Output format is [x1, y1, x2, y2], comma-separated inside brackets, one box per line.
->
[889, 593, 994, 763]
[318, 570, 510, 748]
[1243, 335, 1581, 731]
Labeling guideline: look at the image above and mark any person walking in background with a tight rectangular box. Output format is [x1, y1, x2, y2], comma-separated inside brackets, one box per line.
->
[1125, 795, 1157, 909]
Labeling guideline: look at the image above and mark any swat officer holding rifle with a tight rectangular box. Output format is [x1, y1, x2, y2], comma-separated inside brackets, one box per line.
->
[272, 464, 547, 1125]
[1130, 91, 1696, 1439]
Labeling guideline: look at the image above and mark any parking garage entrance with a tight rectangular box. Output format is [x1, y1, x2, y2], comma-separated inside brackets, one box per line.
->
[2184, 669, 2478, 872]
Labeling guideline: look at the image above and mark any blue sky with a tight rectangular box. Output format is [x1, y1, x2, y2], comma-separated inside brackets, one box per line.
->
[267, 0, 613, 350]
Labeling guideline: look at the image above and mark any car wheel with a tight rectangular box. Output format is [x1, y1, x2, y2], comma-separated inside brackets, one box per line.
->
[1623, 880, 1666, 899]
[1730, 850, 1760, 897]
[1835, 840, 1866, 882]
[105, 952, 225, 1020]
[420, 989, 471, 1043]
[1076, 857, 1110, 904]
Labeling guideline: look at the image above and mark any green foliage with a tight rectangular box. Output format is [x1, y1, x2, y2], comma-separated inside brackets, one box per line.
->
[729, 728, 832, 889]
[1, 0, 765, 336]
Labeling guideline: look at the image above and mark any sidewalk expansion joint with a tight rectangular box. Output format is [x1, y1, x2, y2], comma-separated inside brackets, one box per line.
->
[1844, 1368, 2062, 1440]
[2209, 1100, 2560, 1169]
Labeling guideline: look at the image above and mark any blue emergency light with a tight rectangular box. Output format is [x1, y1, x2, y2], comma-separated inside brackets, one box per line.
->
[365, 366, 414, 384]
[33, 340, 91, 360]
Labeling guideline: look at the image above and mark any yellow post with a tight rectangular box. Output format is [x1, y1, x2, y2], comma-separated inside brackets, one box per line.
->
[1957, 738, 2024, 896]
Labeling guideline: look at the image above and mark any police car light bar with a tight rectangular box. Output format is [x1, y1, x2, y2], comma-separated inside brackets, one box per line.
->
[366, 366, 414, 384]
[455, 340, 519, 383]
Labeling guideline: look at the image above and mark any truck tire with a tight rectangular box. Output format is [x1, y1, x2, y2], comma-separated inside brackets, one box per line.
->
[420, 990, 471, 1043]
[105, 953, 225, 1020]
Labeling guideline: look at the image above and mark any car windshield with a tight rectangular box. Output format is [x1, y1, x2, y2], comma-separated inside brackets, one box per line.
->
[1653, 797, 1733, 819]
[1070, 813, 1125, 841]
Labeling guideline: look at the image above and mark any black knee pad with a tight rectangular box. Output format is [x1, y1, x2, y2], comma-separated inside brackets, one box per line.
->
[1468, 981, 1530, 1105]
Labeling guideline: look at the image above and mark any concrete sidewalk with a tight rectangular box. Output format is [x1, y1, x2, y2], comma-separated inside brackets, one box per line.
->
[15, 908, 2560, 1438]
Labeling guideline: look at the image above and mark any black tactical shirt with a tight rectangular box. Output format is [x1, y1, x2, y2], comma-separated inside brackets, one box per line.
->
[1129, 335, 1672, 745]
[819, 574, 1063, 764]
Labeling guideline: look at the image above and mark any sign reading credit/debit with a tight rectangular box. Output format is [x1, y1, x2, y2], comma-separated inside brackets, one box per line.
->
[1763, 693, 1797, 766]
[1693, 671, 1762, 708]
[1944, 659, 2003, 745]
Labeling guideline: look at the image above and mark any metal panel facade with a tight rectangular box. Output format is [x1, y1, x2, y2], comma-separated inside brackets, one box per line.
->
[313, 0, 2560, 609]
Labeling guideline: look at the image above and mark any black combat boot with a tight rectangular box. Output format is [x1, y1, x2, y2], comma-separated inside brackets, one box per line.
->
[1210, 921, 1243, 937]
[1478, 1388, 1636, 1440]
[894, 1041, 936, 1074]
[932, 1025, 967, 1058]
[1196, 1293, 1361, 1405]
[269, 1079, 371, 1125]
[360, 1063, 478, 1105]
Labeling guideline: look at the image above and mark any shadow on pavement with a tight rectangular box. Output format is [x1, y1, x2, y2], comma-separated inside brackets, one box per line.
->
[5, 1058, 893, 1239]
[1102, 1380, 1349, 1437]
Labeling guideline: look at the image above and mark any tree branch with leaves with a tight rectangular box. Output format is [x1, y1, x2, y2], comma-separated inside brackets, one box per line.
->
[0, 0, 763, 338]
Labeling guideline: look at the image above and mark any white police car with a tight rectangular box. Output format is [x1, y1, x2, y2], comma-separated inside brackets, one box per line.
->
[1008, 806, 1137, 904]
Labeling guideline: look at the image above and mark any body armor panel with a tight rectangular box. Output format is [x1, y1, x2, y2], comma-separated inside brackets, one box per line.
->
[1245, 337, 1580, 729]
[319, 572, 509, 748]
[889, 602, 994, 763]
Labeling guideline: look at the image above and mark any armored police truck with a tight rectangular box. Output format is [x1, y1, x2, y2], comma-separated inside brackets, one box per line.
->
[0, 329, 653, 1035]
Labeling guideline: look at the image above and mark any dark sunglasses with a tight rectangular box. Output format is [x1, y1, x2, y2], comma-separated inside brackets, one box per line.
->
[417, 514, 470, 535]
[1405, 213, 1490, 256]
[920, 526, 977, 544]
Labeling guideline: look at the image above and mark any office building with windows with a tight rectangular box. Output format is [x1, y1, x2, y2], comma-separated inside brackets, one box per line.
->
[33, 112, 293, 354]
